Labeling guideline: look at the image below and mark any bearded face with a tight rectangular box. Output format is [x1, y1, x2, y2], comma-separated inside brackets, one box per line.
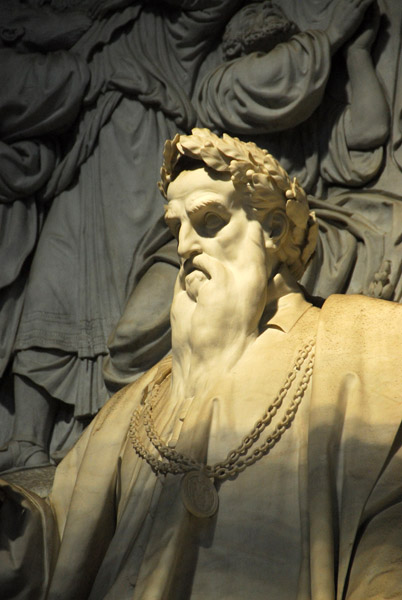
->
[165, 167, 283, 371]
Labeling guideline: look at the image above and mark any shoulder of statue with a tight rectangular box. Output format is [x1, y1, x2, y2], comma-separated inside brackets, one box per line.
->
[318, 294, 402, 358]
[322, 293, 402, 320]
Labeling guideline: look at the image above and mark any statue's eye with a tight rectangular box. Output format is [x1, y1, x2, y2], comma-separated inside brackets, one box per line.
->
[203, 212, 225, 231]
[165, 218, 181, 239]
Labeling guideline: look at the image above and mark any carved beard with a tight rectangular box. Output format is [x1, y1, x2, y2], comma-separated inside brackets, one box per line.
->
[179, 256, 209, 302]
[170, 241, 270, 396]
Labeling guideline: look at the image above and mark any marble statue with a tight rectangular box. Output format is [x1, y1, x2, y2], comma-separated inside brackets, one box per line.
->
[1, 0, 402, 473]
[1, 129, 402, 599]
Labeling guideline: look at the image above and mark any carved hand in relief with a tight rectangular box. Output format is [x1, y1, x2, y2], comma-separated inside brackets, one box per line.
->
[345, 1, 380, 52]
[325, 0, 375, 53]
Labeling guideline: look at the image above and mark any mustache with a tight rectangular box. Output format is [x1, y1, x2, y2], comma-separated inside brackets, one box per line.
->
[180, 256, 210, 279]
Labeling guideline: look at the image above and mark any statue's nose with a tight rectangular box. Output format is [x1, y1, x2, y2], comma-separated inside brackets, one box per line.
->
[177, 222, 201, 259]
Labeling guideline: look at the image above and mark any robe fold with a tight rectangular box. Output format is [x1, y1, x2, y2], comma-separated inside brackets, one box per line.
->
[12, 0, 243, 427]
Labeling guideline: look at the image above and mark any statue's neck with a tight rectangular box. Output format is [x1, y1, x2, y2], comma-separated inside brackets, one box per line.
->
[260, 266, 303, 328]
[171, 331, 256, 400]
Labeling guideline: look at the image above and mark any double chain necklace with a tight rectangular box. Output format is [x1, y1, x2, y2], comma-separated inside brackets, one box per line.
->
[129, 339, 315, 518]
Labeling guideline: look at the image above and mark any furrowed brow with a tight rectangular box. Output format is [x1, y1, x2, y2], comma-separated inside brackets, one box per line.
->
[187, 199, 227, 215]
[164, 205, 177, 221]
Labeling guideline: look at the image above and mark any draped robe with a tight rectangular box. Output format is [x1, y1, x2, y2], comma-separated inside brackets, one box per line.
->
[0, 48, 90, 381]
[2, 294, 402, 599]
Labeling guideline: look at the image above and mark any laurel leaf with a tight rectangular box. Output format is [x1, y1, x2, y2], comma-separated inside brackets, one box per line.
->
[200, 146, 228, 171]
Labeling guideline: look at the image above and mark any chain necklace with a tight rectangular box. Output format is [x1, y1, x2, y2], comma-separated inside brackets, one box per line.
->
[129, 339, 315, 518]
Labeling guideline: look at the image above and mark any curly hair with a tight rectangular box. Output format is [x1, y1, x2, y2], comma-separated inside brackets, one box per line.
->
[222, 1, 299, 60]
[159, 128, 318, 280]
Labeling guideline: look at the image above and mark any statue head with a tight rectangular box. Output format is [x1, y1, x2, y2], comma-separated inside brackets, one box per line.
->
[159, 128, 317, 283]
[222, 0, 299, 60]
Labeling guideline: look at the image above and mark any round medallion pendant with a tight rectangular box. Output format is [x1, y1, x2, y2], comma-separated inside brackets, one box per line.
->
[180, 471, 219, 518]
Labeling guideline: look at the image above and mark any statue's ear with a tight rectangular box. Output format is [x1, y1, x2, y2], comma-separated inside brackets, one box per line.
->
[0, 26, 25, 45]
[261, 209, 289, 250]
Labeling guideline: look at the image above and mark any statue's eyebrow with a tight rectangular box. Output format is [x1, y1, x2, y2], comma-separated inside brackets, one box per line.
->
[187, 199, 228, 216]
[164, 205, 177, 221]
